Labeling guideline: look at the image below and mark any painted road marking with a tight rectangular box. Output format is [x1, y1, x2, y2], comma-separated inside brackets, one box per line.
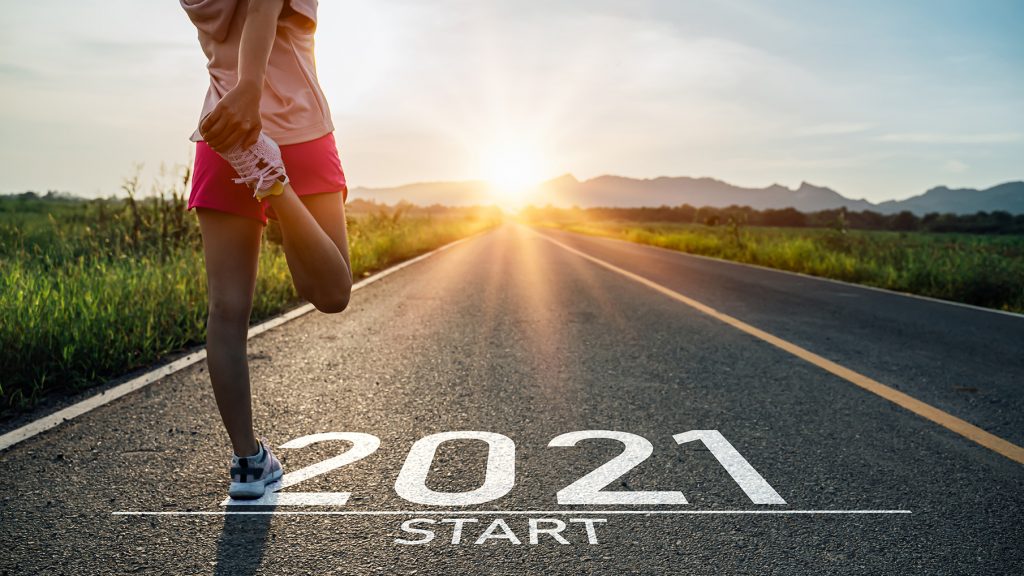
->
[0, 232, 486, 453]
[528, 226, 1024, 465]
[395, 517, 607, 545]
[218, 432, 382, 507]
[216, 429, 785, 508]
[112, 510, 912, 516]
[579, 227, 1024, 319]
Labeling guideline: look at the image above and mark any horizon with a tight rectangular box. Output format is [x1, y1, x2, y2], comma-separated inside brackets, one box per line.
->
[12, 171, 1021, 206]
[2, 0, 1022, 203]
[345, 171, 1024, 198]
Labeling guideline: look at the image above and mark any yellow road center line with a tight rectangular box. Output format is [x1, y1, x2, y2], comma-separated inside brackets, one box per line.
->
[530, 227, 1024, 465]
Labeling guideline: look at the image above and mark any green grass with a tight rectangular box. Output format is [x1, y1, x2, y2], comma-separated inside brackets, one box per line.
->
[0, 186, 501, 413]
[533, 219, 1024, 313]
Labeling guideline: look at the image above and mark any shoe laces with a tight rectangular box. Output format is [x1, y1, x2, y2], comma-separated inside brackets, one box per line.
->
[227, 144, 286, 192]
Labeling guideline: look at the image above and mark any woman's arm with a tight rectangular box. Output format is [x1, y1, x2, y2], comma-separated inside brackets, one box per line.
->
[200, 0, 286, 152]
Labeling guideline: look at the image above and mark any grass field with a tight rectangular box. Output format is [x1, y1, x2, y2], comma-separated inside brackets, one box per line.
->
[0, 185, 501, 413]
[529, 218, 1024, 314]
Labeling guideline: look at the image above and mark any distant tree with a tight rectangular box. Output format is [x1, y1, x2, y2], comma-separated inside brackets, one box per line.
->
[991, 211, 1013, 225]
[834, 207, 848, 234]
[762, 207, 806, 227]
[516, 202, 1022, 235]
[676, 204, 697, 223]
[921, 212, 940, 225]
[891, 210, 919, 231]
[806, 208, 835, 228]
[849, 210, 887, 230]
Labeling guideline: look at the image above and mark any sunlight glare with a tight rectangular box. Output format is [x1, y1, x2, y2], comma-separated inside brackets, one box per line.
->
[482, 143, 545, 211]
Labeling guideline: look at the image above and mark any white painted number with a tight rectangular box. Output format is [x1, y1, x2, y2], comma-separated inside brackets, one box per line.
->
[222, 432, 381, 507]
[673, 430, 786, 505]
[220, 429, 784, 507]
[394, 431, 516, 505]
[548, 430, 688, 505]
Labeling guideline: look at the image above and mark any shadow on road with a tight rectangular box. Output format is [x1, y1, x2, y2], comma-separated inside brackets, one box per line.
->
[215, 507, 274, 575]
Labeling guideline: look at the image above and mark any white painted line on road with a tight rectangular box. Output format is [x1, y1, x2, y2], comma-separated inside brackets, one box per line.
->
[0, 351, 210, 453]
[529, 227, 1024, 465]
[112, 510, 912, 516]
[0, 232, 485, 453]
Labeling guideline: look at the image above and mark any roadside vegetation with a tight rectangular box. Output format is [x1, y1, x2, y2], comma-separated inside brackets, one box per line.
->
[521, 205, 1024, 314]
[0, 173, 501, 413]
[526, 204, 1024, 235]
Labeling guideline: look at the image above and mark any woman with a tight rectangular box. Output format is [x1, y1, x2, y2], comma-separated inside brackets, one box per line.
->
[181, 0, 353, 499]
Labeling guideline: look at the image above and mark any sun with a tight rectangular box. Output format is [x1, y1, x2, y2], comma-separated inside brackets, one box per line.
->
[481, 143, 545, 211]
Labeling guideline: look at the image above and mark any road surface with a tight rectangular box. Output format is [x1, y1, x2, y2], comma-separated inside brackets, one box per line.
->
[2, 223, 1022, 575]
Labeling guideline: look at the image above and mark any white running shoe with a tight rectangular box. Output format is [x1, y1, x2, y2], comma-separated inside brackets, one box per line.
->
[228, 439, 283, 499]
[219, 133, 289, 202]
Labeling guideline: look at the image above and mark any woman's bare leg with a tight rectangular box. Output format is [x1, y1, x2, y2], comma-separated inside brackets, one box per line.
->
[197, 207, 263, 457]
[266, 186, 352, 312]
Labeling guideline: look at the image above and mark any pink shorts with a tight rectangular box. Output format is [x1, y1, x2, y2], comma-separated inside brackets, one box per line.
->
[188, 131, 347, 225]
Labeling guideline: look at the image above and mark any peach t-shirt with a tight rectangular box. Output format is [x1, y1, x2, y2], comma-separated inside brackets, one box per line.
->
[181, 0, 334, 145]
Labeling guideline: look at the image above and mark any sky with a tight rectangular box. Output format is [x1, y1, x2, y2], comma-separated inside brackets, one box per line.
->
[0, 0, 1022, 203]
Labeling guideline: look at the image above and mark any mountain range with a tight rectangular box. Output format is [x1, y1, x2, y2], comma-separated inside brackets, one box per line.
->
[349, 175, 1024, 215]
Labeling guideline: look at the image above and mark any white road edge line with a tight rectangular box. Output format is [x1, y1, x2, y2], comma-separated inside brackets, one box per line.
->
[112, 510, 912, 516]
[0, 231, 485, 453]
[540, 226, 1024, 319]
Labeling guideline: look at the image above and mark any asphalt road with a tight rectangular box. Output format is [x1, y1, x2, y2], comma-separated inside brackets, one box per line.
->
[2, 223, 1022, 575]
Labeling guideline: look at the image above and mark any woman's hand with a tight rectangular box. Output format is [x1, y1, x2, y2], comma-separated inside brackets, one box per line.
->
[200, 0, 283, 152]
[200, 80, 263, 153]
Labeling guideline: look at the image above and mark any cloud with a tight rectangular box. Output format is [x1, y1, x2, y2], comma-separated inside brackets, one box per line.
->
[71, 38, 194, 57]
[724, 155, 866, 171]
[877, 132, 1023, 144]
[943, 160, 969, 174]
[795, 123, 873, 136]
[0, 62, 40, 80]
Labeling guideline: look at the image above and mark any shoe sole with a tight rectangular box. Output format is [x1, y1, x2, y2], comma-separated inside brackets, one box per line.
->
[254, 179, 287, 202]
[228, 467, 284, 500]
